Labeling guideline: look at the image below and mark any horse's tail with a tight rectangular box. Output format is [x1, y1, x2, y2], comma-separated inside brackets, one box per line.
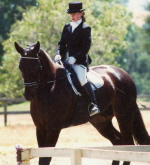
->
[132, 104, 150, 145]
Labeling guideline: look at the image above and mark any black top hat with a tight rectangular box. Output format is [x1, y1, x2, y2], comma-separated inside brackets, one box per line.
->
[66, 1, 85, 14]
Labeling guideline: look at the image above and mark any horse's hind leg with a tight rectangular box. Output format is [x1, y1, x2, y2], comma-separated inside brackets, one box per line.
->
[113, 99, 136, 165]
[114, 100, 135, 145]
[90, 117, 122, 145]
[114, 113, 133, 165]
[90, 117, 132, 165]
[90, 115, 123, 165]
[90, 105, 122, 144]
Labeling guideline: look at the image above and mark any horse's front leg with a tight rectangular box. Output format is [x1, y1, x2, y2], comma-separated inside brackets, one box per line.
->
[36, 127, 61, 165]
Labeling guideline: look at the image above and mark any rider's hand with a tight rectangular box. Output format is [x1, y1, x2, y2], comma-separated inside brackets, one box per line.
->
[54, 55, 61, 62]
[67, 56, 76, 65]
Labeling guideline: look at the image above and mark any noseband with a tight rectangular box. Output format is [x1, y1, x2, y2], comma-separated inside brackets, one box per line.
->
[21, 54, 66, 89]
[21, 56, 42, 88]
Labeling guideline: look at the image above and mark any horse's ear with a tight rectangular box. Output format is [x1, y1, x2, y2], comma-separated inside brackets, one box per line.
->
[14, 42, 24, 55]
[32, 41, 40, 56]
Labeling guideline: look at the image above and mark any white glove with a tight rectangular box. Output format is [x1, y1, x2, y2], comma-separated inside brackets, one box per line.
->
[54, 55, 61, 62]
[67, 56, 76, 65]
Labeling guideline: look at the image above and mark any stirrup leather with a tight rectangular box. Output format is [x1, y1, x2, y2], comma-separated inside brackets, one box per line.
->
[88, 103, 100, 116]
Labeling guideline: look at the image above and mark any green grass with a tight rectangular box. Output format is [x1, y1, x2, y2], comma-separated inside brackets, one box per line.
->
[0, 101, 30, 112]
[0, 99, 149, 112]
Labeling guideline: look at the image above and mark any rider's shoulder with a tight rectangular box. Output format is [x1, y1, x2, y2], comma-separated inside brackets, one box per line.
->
[82, 22, 91, 29]
[65, 23, 70, 27]
[62, 23, 70, 30]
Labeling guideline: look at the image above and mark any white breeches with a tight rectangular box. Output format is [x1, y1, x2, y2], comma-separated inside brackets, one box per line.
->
[72, 64, 88, 86]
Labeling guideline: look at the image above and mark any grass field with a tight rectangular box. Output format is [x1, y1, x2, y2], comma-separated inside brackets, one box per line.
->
[0, 101, 150, 165]
[0, 101, 30, 112]
[0, 99, 150, 112]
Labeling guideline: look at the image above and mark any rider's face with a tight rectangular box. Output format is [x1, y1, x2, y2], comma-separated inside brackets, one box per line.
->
[70, 12, 83, 22]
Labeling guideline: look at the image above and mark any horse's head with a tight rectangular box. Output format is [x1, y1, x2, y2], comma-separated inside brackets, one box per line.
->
[15, 41, 42, 101]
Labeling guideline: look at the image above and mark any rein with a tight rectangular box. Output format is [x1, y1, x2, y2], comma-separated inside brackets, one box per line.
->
[21, 56, 67, 88]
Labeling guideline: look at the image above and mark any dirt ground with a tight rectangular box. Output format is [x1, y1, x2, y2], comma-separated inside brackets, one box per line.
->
[0, 111, 150, 165]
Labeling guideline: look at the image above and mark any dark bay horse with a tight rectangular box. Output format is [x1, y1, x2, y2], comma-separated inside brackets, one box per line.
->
[15, 41, 150, 165]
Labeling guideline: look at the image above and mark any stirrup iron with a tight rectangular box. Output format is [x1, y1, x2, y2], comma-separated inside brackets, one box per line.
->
[88, 103, 100, 116]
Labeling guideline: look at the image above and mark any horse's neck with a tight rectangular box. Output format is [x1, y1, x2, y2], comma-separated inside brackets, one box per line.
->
[39, 50, 57, 82]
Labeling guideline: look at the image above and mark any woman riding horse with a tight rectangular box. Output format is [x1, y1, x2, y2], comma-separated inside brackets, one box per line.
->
[15, 40, 150, 165]
[54, 1, 100, 116]
[14, 2, 150, 165]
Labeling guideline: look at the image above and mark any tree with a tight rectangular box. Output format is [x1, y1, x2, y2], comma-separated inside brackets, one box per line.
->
[0, 0, 37, 63]
[116, 21, 150, 94]
[89, 1, 131, 66]
[143, 2, 150, 54]
[0, 0, 131, 97]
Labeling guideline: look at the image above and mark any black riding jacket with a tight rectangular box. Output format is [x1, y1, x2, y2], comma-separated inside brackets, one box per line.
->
[56, 21, 92, 67]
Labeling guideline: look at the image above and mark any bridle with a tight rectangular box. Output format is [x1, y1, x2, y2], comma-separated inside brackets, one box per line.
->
[21, 56, 43, 88]
[21, 55, 67, 89]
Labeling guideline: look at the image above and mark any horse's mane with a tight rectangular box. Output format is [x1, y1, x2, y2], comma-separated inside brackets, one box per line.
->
[38, 47, 57, 75]
[39, 47, 53, 62]
[26, 43, 53, 64]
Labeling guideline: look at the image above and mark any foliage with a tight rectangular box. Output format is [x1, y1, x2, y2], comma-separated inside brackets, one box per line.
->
[135, 2, 150, 94]
[126, 2, 150, 95]
[116, 22, 150, 94]
[143, 2, 150, 54]
[90, 1, 131, 66]
[0, 0, 131, 97]
[0, 0, 37, 63]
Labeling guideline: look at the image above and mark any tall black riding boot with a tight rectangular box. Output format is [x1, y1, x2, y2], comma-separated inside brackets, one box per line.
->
[82, 82, 100, 116]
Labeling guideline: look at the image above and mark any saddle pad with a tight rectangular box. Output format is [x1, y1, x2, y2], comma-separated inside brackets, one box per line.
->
[87, 70, 104, 90]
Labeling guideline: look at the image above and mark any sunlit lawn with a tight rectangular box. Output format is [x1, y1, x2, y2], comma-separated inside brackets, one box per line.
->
[0, 101, 30, 112]
[0, 98, 149, 113]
